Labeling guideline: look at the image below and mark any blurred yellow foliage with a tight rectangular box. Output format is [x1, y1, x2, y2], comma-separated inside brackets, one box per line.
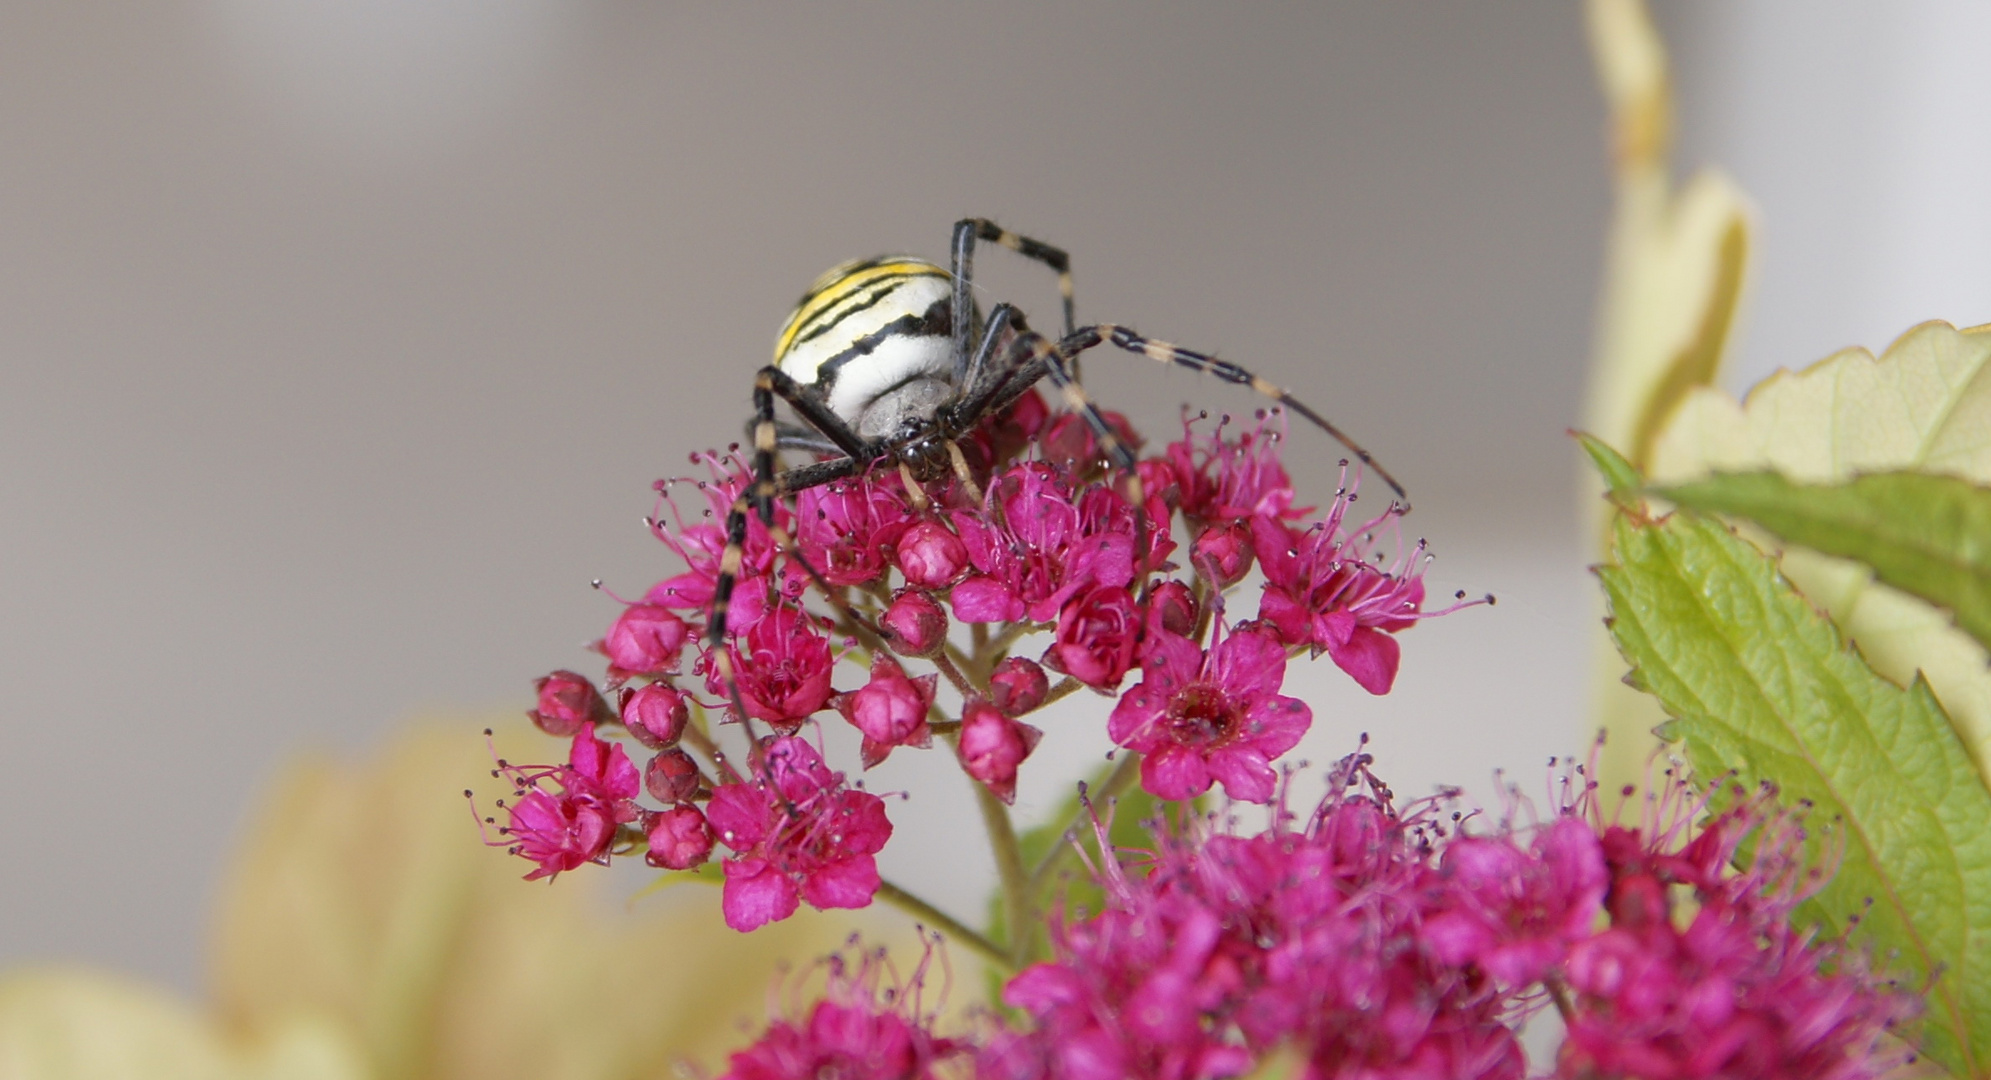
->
[1581, 0, 1753, 786]
[0, 721, 936, 1080]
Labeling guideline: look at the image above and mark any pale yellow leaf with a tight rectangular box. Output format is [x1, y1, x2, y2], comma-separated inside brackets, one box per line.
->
[212, 719, 945, 1080]
[0, 970, 369, 1080]
[1649, 320, 1991, 778]
[1581, 0, 1754, 788]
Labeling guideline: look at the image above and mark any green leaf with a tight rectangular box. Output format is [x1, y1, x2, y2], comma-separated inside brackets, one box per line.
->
[1650, 320, 1991, 791]
[1576, 431, 1646, 506]
[1661, 470, 1991, 654]
[1599, 502, 1991, 1075]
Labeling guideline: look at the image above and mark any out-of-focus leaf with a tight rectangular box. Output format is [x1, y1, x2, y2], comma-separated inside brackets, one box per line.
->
[1661, 470, 1991, 653]
[1650, 321, 1991, 780]
[211, 719, 924, 1080]
[1599, 497, 1991, 1076]
[1579, 0, 1755, 791]
[0, 969, 368, 1080]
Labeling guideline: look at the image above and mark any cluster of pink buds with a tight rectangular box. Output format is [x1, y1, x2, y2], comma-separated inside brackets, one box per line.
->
[502, 391, 1478, 933]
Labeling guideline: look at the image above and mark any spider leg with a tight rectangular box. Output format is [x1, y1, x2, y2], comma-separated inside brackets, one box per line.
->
[751, 366, 871, 462]
[950, 220, 1075, 387]
[761, 421, 843, 456]
[1060, 323, 1409, 504]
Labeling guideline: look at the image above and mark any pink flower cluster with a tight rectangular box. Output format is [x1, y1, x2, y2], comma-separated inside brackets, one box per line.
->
[716, 940, 965, 1080]
[969, 757, 1913, 1080]
[504, 393, 1476, 931]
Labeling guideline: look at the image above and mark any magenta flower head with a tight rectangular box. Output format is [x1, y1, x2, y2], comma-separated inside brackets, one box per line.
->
[1190, 521, 1254, 588]
[708, 606, 836, 731]
[1165, 409, 1303, 527]
[896, 518, 969, 589]
[646, 804, 715, 870]
[792, 473, 914, 588]
[989, 656, 1050, 717]
[879, 589, 949, 658]
[959, 700, 1041, 805]
[832, 654, 938, 769]
[1421, 816, 1609, 987]
[600, 602, 691, 681]
[720, 942, 963, 1080]
[704, 736, 893, 932]
[490, 722, 642, 881]
[1043, 584, 1142, 691]
[529, 669, 612, 737]
[619, 680, 689, 749]
[1107, 625, 1310, 803]
[643, 452, 787, 624]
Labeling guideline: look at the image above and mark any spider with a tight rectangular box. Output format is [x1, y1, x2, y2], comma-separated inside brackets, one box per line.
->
[707, 218, 1405, 676]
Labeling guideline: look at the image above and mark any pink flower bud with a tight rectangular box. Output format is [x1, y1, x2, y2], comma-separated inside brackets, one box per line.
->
[989, 656, 1049, 717]
[529, 669, 611, 737]
[832, 655, 937, 769]
[602, 603, 690, 678]
[1043, 584, 1142, 690]
[645, 805, 714, 870]
[959, 700, 1040, 805]
[1192, 521, 1255, 587]
[895, 519, 968, 588]
[1148, 580, 1199, 639]
[879, 589, 949, 657]
[620, 681, 689, 749]
[644, 747, 702, 804]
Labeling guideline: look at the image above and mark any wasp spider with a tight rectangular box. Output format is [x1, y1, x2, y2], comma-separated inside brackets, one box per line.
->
[708, 218, 1405, 685]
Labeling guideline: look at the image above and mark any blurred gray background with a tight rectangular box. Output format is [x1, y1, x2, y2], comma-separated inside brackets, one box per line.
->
[3, 2, 1985, 992]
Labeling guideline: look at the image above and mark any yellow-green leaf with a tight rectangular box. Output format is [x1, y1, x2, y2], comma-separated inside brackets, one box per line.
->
[1599, 500, 1991, 1076]
[1662, 470, 1991, 654]
[1650, 320, 1991, 782]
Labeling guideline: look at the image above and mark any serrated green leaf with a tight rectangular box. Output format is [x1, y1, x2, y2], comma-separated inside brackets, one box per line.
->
[1650, 320, 1991, 786]
[1662, 470, 1991, 655]
[1577, 431, 1644, 504]
[1600, 504, 1991, 1075]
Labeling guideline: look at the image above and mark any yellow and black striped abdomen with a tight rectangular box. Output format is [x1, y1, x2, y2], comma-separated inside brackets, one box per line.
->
[773, 256, 956, 428]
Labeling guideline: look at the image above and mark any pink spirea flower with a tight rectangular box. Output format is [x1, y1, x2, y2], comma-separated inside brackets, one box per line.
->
[949, 463, 1161, 626]
[989, 656, 1050, 717]
[832, 654, 937, 768]
[528, 669, 610, 737]
[721, 945, 963, 1080]
[620, 680, 689, 749]
[705, 736, 893, 931]
[601, 602, 690, 680]
[896, 518, 970, 589]
[708, 606, 837, 731]
[1165, 410, 1303, 527]
[790, 472, 914, 588]
[1107, 625, 1311, 803]
[983, 754, 1912, 1080]
[494, 722, 641, 881]
[1043, 584, 1143, 691]
[646, 804, 714, 870]
[959, 700, 1041, 805]
[879, 588, 949, 658]
[644, 452, 791, 633]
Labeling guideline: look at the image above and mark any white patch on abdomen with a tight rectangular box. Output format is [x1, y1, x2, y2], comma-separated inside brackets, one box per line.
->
[815, 333, 955, 426]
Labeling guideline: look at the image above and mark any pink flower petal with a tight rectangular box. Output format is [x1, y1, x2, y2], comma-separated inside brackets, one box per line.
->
[721, 857, 799, 931]
[1327, 623, 1402, 695]
[800, 854, 882, 910]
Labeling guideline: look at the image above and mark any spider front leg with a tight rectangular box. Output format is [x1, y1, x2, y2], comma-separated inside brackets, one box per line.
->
[1057, 324, 1409, 505]
[950, 219, 1075, 384]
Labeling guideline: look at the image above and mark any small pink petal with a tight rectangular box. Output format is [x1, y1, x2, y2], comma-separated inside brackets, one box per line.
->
[721, 857, 800, 931]
[1328, 624, 1402, 695]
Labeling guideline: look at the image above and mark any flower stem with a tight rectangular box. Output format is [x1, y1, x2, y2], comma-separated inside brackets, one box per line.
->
[875, 879, 1013, 973]
[1027, 750, 1142, 894]
[972, 780, 1033, 967]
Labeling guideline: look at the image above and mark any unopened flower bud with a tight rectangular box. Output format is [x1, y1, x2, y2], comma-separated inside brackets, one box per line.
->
[1192, 521, 1255, 588]
[989, 656, 1049, 717]
[879, 589, 948, 657]
[833, 655, 937, 769]
[529, 669, 611, 737]
[645, 805, 714, 870]
[621, 681, 689, 749]
[644, 747, 702, 804]
[602, 603, 690, 678]
[959, 700, 1040, 805]
[1148, 580, 1199, 638]
[895, 520, 968, 588]
[1043, 584, 1142, 690]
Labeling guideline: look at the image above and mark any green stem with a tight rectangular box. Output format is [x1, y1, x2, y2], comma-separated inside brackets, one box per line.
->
[1027, 751, 1142, 894]
[973, 780, 1033, 967]
[875, 880, 1013, 973]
